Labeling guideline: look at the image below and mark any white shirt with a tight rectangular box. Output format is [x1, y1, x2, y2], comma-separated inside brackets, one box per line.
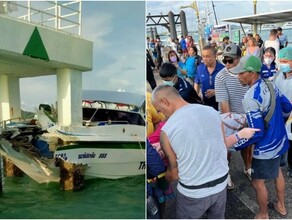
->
[264, 39, 280, 67]
[162, 104, 228, 198]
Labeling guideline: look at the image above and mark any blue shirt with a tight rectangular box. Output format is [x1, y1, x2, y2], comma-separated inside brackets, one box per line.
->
[233, 79, 292, 159]
[260, 63, 277, 79]
[185, 56, 196, 79]
[177, 61, 187, 79]
[196, 61, 225, 94]
[180, 38, 187, 50]
[174, 76, 200, 104]
[195, 61, 225, 109]
[278, 34, 288, 47]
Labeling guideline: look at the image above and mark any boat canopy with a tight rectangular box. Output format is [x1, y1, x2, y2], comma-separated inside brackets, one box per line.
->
[222, 9, 292, 25]
[82, 90, 145, 107]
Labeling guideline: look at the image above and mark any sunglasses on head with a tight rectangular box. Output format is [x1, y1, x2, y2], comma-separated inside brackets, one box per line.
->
[222, 58, 234, 64]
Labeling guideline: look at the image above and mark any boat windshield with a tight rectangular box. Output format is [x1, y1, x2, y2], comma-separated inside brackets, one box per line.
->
[83, 108, 145, 126]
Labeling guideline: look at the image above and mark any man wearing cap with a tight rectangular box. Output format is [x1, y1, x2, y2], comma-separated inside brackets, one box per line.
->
[215, 44, 252, 189]
[229, 55, 292, 219]
[274, 47, 292, 179]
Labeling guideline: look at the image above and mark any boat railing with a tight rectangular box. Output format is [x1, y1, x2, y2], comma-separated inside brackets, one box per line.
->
[0, 117, 22, 129]
[0, 1, 82, 36]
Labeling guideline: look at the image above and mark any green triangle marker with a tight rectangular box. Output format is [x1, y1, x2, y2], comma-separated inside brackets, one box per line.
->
[23, 27, 49, 61]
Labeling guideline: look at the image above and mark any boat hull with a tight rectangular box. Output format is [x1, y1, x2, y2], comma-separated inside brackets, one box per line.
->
[55, 142, 145, 179]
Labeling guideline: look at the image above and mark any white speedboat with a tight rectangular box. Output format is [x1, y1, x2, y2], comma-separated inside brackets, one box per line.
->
[282, 22, 292, 29]
[0, 90, 145, 183]
[261, 23, 277, 30]
[42, 90, 146, 179]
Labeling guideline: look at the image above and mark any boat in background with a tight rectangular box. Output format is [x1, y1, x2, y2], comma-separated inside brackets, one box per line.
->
[260, 23, 277, 30]
[282, 21, 292, 29]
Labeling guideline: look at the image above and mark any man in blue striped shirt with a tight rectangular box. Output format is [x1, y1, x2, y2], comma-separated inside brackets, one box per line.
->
[215, 44, 252, 189]
[229, 55, 292, 219]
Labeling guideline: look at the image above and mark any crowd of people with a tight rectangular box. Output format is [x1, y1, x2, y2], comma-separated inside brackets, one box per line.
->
[147, 27, 292, 219]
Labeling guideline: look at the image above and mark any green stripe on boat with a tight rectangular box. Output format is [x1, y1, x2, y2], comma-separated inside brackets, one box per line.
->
[56, 142, 146, 151]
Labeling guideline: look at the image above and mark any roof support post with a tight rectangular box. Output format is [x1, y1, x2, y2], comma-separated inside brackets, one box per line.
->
[57, 68, 82, 127]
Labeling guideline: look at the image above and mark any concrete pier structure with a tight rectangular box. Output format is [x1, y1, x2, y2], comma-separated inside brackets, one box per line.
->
[0, 15, 93, 126]
[0, 76, 21, 120]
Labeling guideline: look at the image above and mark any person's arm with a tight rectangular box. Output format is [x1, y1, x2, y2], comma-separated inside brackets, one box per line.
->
[160, 131, 178, 182]
[177, 62, 187, 76]
[222, 123, 260, 148]
[285, 35, 288, 47]
[194, 83, 203, 100]
[214, 74, 230, 113]
[278, 88, 292, 117]
[221, 101, 230, 113]
[186, 57, 196, 77]
[231, 99, 266, 150]
[194, 83, 201, 96]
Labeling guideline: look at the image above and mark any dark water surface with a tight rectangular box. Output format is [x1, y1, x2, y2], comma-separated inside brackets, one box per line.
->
[0, 175, 145, 219]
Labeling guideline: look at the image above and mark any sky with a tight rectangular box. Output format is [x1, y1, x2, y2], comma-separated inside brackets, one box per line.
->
[19, 1, 145, 112]
[13, 0, 292, 112]
[146, 1, 292, 33]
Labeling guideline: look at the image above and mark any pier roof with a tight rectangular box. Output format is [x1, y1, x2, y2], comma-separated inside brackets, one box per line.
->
[222, 9, 292, 25]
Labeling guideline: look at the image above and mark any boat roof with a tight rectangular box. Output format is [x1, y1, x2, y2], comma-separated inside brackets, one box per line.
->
[222, 9, 292, 25]
[82, 90, 145, 107]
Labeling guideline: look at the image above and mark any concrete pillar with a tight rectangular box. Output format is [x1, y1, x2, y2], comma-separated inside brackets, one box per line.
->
[150, 27, 154, 40]
[180, 10, 188, 37]
[154, 27, 158, 38]
[3, 157, 24, 177]
[0, 156, 3, 193]
[57, 158, 86, 191]
[0, 75, 21, 122]
[168, 11, 177, 40]
[57, 68, 82, 127]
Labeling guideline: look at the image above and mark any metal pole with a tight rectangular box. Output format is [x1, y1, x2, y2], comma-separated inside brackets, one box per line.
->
[253, 0, 257, 14]
[211, 1, 218, 25]
[193, 2, 204, 55]
[78, 0, 82, 36]
[180, 1, 204, 54]
[0, 155, 3, 193]
[253, 0, 257, 36]
[27, 0, 31, 22]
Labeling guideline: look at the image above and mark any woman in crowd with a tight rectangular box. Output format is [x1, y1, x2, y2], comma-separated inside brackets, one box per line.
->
[184, 45, 198, 86]
[167, 50, 187, 79]
[260, 47, 277, 80]
[245, 36, 262, 58]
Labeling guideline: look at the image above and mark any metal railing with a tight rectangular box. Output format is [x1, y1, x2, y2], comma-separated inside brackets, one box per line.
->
[0, 1, 82, 36]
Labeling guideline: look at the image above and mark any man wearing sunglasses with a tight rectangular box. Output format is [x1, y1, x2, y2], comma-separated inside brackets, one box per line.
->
[215, 44, 252, 190]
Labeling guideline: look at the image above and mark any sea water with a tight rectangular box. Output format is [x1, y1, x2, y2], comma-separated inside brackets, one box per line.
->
[0, 175, 145, 219]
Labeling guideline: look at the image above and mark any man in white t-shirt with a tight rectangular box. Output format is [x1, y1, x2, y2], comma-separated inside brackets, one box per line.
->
[264, 29, 280, 66]
[151, 85, 258, 219]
